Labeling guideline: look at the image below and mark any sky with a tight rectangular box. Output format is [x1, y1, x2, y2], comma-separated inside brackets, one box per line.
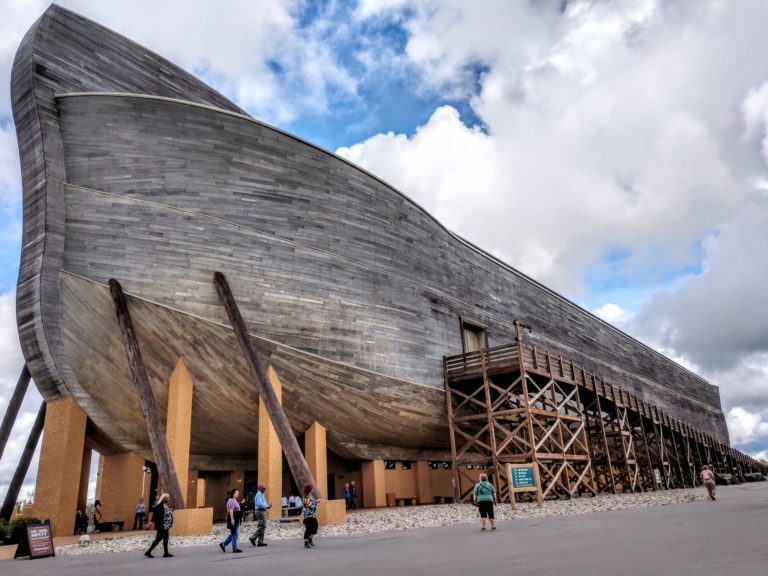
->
[1, 0, 768, 502]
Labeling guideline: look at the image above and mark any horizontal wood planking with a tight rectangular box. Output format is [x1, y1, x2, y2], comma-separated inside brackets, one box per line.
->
[56, 92, 727, 443]
[13, 6, 730, 463]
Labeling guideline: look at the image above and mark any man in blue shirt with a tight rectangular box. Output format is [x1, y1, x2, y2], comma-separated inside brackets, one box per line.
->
[249, 484, 272, 547]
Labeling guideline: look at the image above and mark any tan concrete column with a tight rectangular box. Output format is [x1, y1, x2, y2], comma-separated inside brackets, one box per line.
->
[166, 358, 193, 501]
[77, 445, 92, 513]
[305, 421, 327, 498]
[259, 366, 283, 519]
[33, 396, 87, 537]
[415, 461, 433, 504]
[196, 476, 207, 508]
[96, 452, 145, 528]
[362, 460, 387, 508]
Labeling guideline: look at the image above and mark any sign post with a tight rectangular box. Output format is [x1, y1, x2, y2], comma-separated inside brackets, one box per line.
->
[506, 463, 543, 509]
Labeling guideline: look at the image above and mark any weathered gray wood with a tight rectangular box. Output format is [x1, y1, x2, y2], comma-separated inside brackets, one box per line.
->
[0, 365, 31, 462]
[214, 272, 320, 498]
[11, 5, 733, 468]
[109, 279, 185, 509]
[0, 402, 45, 522]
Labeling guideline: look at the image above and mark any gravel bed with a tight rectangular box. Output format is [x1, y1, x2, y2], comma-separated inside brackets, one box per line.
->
[57, 488, 707, 556]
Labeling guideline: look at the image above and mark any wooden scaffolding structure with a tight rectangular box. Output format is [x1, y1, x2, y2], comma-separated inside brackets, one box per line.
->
[444, 326, 764, 503]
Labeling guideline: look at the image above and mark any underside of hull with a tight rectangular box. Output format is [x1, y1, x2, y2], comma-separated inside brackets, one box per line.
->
[12, 5, 730, 466]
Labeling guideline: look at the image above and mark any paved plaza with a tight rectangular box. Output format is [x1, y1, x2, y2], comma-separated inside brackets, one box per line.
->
[4, 482, 767, 576]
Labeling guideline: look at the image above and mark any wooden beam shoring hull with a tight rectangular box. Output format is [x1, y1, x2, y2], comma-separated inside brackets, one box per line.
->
[0, 365, 31, 462]
[109, 279, 185, 509]
[213, 271, 320, 498]
[0, 401, 46, 521]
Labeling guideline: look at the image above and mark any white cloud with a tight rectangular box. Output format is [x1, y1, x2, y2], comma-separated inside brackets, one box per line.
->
[338, 0, 768, 293]
[56, 0, 358, 124]
[742, 80, 768, 165]
[726, 407, 768, 446]
[591, 303, 631, 327]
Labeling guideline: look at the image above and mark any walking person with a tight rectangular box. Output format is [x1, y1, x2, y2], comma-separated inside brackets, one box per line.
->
[144, 493, 174, 558]
[700, 465, 717, 500]
[349, 480, 358, 509]
[472, 473, 497, 531]
[133, 497, 146, 530]
[343, 483, 352, 510]
[302, 482, 320, 549]
[249, 484, 272, 547]
[219, 488, 243, 553]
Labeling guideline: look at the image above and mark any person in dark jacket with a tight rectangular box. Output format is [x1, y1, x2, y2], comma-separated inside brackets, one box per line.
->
[144, 493, 174, 558]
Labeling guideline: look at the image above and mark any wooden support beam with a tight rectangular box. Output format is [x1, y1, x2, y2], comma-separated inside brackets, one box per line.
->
[0, 365, 31, 462]
[213, 271, 320, 498]
[109, 279, 185, 509]
[0, 401, 45, 522]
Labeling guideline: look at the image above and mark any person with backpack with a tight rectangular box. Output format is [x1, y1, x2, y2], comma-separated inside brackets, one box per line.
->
[472, 473, 497, 532]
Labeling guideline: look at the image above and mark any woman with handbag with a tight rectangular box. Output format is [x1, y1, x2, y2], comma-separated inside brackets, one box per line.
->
[219, 488, 243, 553]
[144, 493, 174, 558]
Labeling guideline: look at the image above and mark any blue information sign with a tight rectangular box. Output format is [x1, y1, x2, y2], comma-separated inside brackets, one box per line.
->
[511, 466, 536, 488]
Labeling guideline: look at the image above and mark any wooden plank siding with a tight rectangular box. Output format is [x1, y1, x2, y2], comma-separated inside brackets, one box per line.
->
[13, 6, 731, 464]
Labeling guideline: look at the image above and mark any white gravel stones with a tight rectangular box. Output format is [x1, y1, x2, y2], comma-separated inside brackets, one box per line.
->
[55, 488, 708, 556]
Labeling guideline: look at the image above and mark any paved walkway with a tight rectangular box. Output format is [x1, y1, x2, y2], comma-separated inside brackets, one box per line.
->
[4, 483, 767, 575]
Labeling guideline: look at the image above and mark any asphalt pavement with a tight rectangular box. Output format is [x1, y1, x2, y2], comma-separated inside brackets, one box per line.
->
[4, 482, 767, 576]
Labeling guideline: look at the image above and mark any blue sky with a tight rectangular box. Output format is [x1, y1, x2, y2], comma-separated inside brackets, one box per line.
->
[1, 0, 768, 499]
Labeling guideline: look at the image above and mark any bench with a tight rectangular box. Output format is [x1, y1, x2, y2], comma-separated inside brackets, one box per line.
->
[96, 521, 124, 532]
[281, 506, 302, 517]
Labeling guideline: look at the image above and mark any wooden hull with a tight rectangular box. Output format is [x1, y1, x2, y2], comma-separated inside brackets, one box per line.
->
[12, 6, 729, 463]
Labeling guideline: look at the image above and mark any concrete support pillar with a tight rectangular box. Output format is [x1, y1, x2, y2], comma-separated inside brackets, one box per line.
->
[96, 452, 145, 528]
[32, 396, 87, 537]
[186, 472, 198, 509]
[259, 366, 283, 519]
[166, 358, 214, 535]
[166, 358, 193, 502]
[415, 461, 433, 504]
[305, 421, 328, 500]
[362, 460, 386, 508]
[77, 445, 92, 513]
[196, 476, 207, 508]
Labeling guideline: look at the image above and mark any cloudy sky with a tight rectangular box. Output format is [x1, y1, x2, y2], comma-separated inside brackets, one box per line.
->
[1, 0, 767, 500]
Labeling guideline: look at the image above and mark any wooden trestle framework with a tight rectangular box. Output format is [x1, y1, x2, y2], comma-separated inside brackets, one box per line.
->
[444, 324, 764, 504]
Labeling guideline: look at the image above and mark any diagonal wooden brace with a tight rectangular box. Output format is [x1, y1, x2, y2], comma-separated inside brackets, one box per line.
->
[213, 271, 320, 498]
[110, 279, 185, 509]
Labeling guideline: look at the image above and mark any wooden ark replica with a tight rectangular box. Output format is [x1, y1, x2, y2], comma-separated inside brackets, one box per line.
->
[4, 5, 762, 533]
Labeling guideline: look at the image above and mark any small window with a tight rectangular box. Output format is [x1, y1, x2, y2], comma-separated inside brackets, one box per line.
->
[384, 460, 396, 470]
[460, 318, 488, 353]
[442, 462, 452, 470]
[400, 461, 413, 470]
[428, 461, 439, 470]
